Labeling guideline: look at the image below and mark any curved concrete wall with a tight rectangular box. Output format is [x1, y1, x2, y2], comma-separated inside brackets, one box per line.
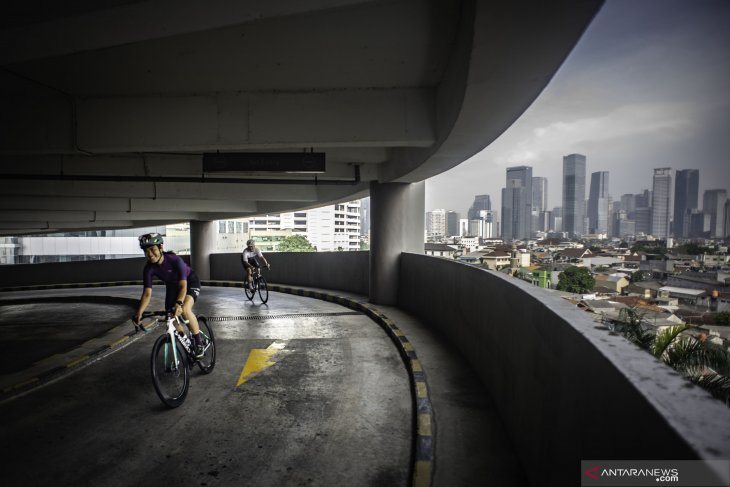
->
[0, 256, 155, 287]
[398, 253, 730, 486]
[0, 252, 368, 295]
[210, 251, 369, 295]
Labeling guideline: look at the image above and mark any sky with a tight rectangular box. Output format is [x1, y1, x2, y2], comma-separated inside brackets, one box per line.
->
[425, 0, 730, 216]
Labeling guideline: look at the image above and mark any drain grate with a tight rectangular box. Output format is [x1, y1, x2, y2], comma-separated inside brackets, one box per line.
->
[208, 311, 362, 322]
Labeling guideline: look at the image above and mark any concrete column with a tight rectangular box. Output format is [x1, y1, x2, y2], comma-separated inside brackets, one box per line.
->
[190, 220, 215, 280]
[369, 181, 425, 305]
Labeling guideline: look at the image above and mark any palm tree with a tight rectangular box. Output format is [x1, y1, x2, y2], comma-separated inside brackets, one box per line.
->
[617, 307, 654, 350]
[615, 308, 730, 406]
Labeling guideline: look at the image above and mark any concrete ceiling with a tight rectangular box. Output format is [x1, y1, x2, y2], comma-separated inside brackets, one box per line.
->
[0, 0, 603, 236]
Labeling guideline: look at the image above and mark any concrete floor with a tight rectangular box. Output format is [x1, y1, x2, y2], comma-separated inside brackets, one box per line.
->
[0, 285, 525, 487]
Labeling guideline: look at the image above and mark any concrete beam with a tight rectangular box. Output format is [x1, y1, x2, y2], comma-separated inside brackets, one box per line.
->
[0, 89, 433, 155]
[75, 89, 434, 152]
[0, 179, 319, 201]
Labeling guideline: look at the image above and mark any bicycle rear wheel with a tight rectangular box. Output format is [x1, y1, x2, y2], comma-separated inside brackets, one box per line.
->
[258, 277, 269, 304]
[150, 334, 189, 408]
[196, 315, 216, 374]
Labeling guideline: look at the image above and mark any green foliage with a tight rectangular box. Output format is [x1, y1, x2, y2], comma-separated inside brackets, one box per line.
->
[359, 240, 369, 251]
[716, 312, 730, 327]
[276, 235, 316, 252]
[617, 307, 654, 350]
[631, 244, 667, 255]
[630, 270, 644, 282]
[673, 243, 714, 255]
[594, 265, 610, 272]
[614, 309, 730, 407]
[556, 266, 595, 294]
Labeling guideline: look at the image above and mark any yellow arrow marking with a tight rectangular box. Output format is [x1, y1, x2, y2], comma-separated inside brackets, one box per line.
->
[236, 341, 286, 387]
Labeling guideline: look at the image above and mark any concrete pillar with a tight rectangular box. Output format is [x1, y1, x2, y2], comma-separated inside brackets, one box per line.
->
[190, 220, 215, 280]
[369, 181, 425, 305]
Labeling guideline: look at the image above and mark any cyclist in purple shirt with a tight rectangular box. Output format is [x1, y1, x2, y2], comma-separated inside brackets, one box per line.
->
[133, 233, 205, 358]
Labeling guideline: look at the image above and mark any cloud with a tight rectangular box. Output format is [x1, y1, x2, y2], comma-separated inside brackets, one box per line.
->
[489, 102, 696, 167]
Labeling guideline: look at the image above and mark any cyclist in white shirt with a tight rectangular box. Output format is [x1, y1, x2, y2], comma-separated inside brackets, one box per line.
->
[241, 239, 270, 290]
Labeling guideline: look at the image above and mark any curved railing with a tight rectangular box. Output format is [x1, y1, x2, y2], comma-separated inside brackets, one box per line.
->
[398, 253, 730, 486]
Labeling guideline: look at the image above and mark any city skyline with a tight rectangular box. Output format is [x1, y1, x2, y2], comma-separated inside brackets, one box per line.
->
[424, 0, 730, 216]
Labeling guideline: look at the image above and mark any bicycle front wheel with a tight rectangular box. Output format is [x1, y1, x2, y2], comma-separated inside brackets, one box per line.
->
[244, 282, 255, 301]
[196, 315, 216, 374]
[150, 334, 189, 408]
[258, 277, 269, 304]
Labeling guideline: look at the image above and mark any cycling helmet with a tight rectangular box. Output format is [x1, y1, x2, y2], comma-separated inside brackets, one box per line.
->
[139, 232, 164, 249]
[246, 239, 255, 246]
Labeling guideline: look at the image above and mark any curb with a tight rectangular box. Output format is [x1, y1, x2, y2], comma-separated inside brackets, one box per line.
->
[0, 323, 159, 403]
[0, 281, 435, 487]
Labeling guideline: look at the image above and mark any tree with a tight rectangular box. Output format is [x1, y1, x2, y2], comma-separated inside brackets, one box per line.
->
[556, 266, 595, 294]
[716, 312, 730, 327]
[277, 235, 316, 252]
[630, 270, 644, 282]
[615, 308, 730, 407]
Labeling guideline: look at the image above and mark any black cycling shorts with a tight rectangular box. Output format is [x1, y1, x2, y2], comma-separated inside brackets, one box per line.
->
[165, 271, 201, 310]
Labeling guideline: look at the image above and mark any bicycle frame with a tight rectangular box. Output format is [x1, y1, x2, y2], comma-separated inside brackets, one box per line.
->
[163, 314, 186, 370]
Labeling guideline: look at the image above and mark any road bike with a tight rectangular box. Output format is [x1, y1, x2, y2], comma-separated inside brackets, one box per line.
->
[244, 266, 269, 304]
[137, 310, 216, 408]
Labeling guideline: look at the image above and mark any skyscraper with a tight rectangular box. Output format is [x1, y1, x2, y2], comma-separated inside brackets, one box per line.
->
[703, 189, 728, 238]
[532, 177, 548, 232]
[673, 169, 699, 238]
[446, 211, 459, 237]
[562, 154, 586, 237]
[501, 166, 533, 241]
[651, 168, 672, 239]
[426, 209, 446, 239]
[467, 195, 491, 221]
[587, 171, 610, 235]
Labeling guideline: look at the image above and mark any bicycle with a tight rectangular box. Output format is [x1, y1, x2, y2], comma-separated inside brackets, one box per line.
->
[137, 310, 216, 408]
[244, 266, 269, 304]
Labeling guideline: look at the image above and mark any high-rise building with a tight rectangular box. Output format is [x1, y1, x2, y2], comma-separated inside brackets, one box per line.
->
[360, 197, 371, 236]
[501, 166, 533, 241]
[562, 154, 586, 237]
[446, 211, 460, 237]
[467, 195, 491, 220]
[673, 169, 699, 238]
[550, 207, 562, 232]
[703, 189, 728, 238]
[587, 171, 610, 235]
[636, 189, 652, 209]
[531, 177, 548, 232]
[634, 207, 652, 236]
[724, 199, 730, 238]
[426, 209, 447, 239]
[613, 210, 636, 238]
[473, 210, 498, 239]
[621, 194, 636, 215]
[689, 209, 710, 238]
[651, 168, 672, 239]
[248, 201, 361, 251]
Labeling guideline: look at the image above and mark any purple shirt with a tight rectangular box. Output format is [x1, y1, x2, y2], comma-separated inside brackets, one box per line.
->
[143, 252, 191, 288]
